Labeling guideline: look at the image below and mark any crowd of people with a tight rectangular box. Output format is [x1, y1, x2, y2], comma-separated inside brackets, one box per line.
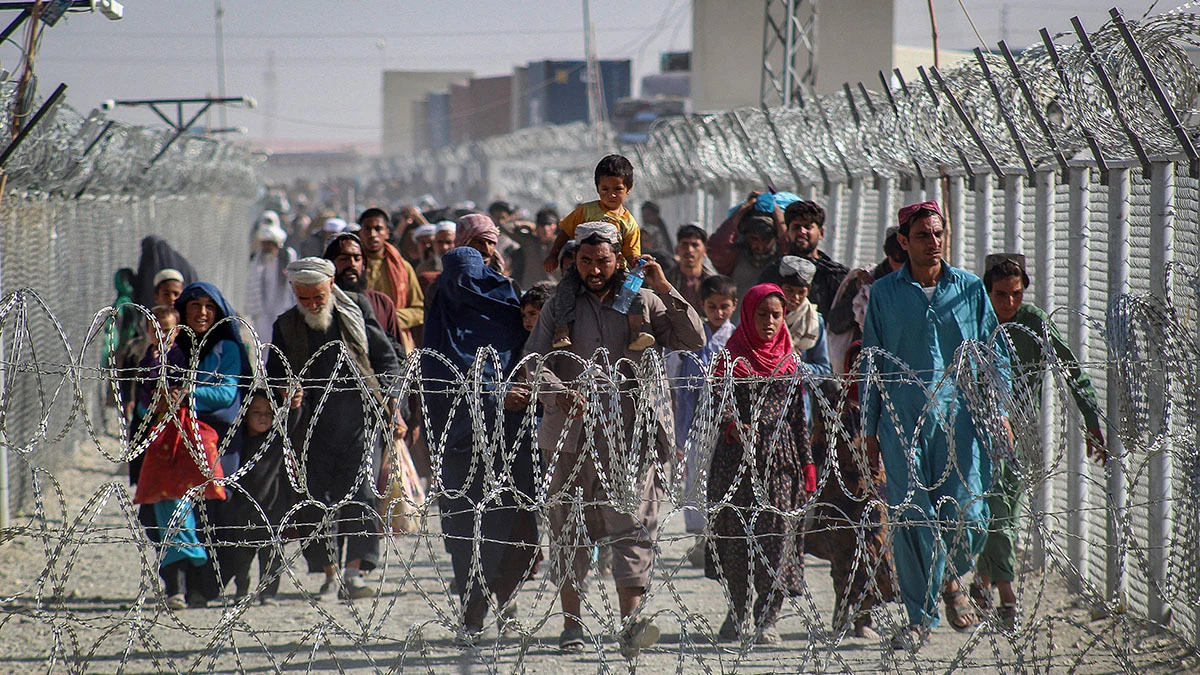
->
[111, 153, 1108, 658]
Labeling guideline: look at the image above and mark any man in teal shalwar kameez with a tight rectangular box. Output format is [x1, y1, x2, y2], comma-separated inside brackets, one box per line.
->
[861, 201, 1011, 650]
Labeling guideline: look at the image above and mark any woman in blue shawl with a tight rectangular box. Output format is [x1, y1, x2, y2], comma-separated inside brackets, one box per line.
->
[172, 281, 252, 603]
[422, 246, 540, 639]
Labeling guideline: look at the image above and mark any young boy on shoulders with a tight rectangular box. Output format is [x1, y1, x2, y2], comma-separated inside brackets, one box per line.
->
[542, 154, 652, 352]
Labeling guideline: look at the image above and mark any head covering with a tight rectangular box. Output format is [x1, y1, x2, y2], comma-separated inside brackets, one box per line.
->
[173, 281, 250, 368]
[716, 283, 797, 378]
[258, 210, 281, 228]
[411, 223, 437, 241]
[454, 213, 500, 248]
[775, 255, 816, 286]
[739, 212, 777, 239]
[573, 221, 621, 247]
[152, 268, 185, 289]
[286, 257, 335, 285]
[897, 200, 943, 229]
[322, 217, 348, 234]
[255, 219, 288, 247]
[134, 235, 198, 307]
[434, 220, 457, 234]
[321, 232, 362, 261]
[422, 246, 525, 377]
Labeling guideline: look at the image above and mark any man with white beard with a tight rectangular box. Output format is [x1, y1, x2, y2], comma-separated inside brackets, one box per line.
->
[266, 257, 402, 601]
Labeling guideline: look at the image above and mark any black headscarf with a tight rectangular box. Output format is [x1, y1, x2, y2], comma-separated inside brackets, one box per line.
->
[134, 235, 199, 307]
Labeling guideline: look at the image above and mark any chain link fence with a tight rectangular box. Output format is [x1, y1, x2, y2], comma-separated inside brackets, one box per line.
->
[0, 90, 264, 518]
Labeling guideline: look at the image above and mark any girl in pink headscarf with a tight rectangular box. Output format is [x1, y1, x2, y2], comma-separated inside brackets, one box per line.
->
[705, 283, 816, 645]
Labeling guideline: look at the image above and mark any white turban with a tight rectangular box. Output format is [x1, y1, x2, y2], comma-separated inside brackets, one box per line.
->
[574, 221, 621, 247]
[434, 219, 457, 234]
[255, 220, 288, 247]
[287, 257, 335, 286]
[411, 223, 436, 241]
[322, 218, 348, 234]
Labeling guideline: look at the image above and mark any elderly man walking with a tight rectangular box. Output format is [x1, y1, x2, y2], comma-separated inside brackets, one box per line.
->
[524, 222, 704, 659]
[266, 257, 402, 601]
[861, 201, 1011, 650]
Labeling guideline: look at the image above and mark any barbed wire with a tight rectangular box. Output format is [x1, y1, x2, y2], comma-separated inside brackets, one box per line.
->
[1, 286, 1197, 672]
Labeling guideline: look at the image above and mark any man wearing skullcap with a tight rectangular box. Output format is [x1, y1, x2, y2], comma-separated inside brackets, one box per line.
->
[245, 211, 298, 340]
[358, 207, 424, 351]
[414, 221, 457, 277]
[861, 201, 1013, 650]
[266, 257, 402, 602]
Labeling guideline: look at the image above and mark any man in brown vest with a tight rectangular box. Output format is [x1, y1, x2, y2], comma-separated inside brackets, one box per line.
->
[266, 257, 402, 601]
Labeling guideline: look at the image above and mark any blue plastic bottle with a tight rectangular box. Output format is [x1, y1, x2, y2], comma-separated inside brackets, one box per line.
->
[612, 259, 646, 315]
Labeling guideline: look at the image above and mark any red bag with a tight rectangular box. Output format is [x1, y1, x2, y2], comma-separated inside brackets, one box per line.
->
[133, 408, 226, 503]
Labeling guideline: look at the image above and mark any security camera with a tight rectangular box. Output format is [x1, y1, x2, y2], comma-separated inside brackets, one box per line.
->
[101, 99, 115, 111]
[241, 96, 257, 109]
[93, 0, 124, 21]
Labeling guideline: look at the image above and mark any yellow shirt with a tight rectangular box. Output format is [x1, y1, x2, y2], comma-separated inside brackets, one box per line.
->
[558, 200, 641, 266]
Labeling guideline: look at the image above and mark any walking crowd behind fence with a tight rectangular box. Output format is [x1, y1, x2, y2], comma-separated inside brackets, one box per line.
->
[3, 7, 1200, 675]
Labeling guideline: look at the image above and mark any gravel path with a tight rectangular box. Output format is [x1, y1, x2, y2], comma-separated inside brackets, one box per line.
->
[1, 437, 1195, 674]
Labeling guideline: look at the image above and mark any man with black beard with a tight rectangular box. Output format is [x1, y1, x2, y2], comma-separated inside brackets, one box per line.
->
[778, 200, 848, 316]
[267, 257, 402, 601]
[524, 222, 704, 658]
[324, 232, 405, 352]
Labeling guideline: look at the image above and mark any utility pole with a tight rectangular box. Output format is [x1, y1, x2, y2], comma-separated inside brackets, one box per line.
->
[582, 0, 606, 149]
[761, 0, 818, 108]
[214, 0, 228, 128]
[263, 50, 277, 140]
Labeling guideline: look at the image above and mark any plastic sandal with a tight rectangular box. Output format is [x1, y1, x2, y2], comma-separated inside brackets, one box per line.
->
[942, 585, 982, 632]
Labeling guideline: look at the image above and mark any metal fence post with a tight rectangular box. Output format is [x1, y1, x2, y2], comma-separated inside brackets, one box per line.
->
[876, 175, 894, 258]
[1032, 168, 1057, 571]
[1004, 175, 1025, 253]
[1106, 166, 1130, 608]
[975, 172, 994, 275]
[1147, 160, 1175, 622]
[1067, 165, 1092, 593]
[949, 174, 966, 268]
[844, 175, 865, 268]
[825, 181, 844, 259]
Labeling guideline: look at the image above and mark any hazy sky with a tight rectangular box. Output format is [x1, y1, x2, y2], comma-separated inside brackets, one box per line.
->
[20, 0, 1165, 147]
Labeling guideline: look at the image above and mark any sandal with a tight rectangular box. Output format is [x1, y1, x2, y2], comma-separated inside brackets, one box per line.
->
[968, 581, 994, 613]
[997, 602, 1019, 631]
[942, 584, 982, 632]
[889, 624, 929, 651]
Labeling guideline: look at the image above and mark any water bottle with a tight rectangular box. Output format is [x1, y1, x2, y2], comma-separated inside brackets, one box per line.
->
[612, 259, 646, 315]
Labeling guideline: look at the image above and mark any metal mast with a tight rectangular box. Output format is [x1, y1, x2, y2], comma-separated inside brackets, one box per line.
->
[761, 0, 818, 107]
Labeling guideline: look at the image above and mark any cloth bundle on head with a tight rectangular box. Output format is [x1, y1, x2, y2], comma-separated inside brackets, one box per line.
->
[725, 190, 802, 218]
[454, 213, 499, 248]
[411, 223, 437, 241]
[286, 257, 335, 286]
[573, 221, 621, 247]
[716, 283, 798, 378]
[152, 268, 184, 289]
[897, 200, 943, 229]
[434, 220, 457, 234]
